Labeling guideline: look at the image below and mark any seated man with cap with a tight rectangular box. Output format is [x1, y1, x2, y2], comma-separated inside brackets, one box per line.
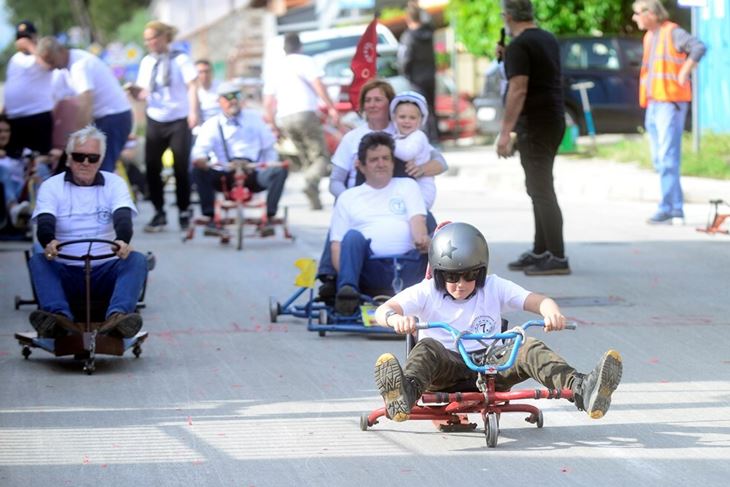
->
[191, 81, 288, 237]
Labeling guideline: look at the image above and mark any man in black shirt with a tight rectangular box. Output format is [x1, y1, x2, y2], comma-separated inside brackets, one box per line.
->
[496, 0, 570, 276]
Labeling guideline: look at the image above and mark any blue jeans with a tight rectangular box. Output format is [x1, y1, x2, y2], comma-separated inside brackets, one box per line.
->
[95, 110, 133, 173]
[645, 101, 688, 215]
[336, 229, 427, 295]
[29, 251, 147, 321]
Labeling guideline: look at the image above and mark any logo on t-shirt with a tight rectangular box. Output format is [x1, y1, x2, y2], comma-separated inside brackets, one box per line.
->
[96, 206, 112, 224]
[471, 315, 498, 335]
[388, 197, 406, 215]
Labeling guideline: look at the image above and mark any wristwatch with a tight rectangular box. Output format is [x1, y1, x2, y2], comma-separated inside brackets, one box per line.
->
[384, 309, 397, 326]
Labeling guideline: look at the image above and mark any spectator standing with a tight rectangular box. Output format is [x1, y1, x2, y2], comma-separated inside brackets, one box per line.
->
[496, 0, 570, 276]
[397, 2, 439, 143]
[126, 21, 199, 232]
[632, 0, 706, 225]
[263, 32, 339, 211]
[195, 59, 221, 125]
[36, 37, 133, 174]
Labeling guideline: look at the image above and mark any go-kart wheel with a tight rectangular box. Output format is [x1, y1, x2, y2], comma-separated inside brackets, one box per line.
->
[318, 308, 328, 325]
[535, 410, 544, 428]
[269, 296, 279, 323]
[318, 330, 326, 337]
[22, 346, 31, 359]
[360, 413, 370, 431]
[133, 345, 142, 358]
[83, 359, 95, 375]
[14, 296, 21, 310]
[485, 413, 499, 448]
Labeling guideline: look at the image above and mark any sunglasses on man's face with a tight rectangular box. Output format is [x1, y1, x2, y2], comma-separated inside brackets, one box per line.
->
[221, 92, 240, 101]
[442, 269, 481, 283]
[70, 152, 101, 163]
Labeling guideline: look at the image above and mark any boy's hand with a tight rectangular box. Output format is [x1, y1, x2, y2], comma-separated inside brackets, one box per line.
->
[388, 314, 418, 335]
[539, 297, 566, 332]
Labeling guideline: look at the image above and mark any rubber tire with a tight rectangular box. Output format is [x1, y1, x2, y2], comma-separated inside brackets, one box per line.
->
[485, 413, 499, 448]
[360, 413, 369, 431]
[269, 296, 279, 323]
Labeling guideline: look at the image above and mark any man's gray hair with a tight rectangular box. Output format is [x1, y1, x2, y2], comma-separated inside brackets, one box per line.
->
[36, 36, 65, 58]
[66, 125, 107, 162]
[502, 0, 534, 22]
[633, 0, 669, 22]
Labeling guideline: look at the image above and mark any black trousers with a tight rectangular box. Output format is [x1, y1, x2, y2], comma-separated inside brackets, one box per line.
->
[144, 116, 191, 213]
[517, 119, 566, 258]
[7, 111, 53, 157]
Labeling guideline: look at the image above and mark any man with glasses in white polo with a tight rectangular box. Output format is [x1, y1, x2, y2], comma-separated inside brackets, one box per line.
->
[28, 125, 148, 339]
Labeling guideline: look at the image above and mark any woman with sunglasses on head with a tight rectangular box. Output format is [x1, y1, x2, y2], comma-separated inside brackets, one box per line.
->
[372, 221, 623, 423]
[27, 125, 148, 339]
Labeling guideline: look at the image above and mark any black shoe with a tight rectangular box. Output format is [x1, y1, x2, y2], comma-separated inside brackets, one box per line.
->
[374, 353, 420, 422]
[144, 212, 167, 233]
[29, 310, 79, 337]
[507, 251, 548, 271]
[203, 221, 223, 237]
[334, 285, 360, 315]
[179, 209, 192, 230]
[523, 253, 571, 276]
[259, 223, 275, 237]
[100, 312, 143, 338]
[573, 350, 623, 419]
[316, 276, 336, 304]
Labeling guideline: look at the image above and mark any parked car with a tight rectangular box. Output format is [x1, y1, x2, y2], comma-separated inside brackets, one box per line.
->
[474, 35, 645, 136]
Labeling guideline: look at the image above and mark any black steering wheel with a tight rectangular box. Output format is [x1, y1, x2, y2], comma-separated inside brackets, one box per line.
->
[56, 238, 120, 261]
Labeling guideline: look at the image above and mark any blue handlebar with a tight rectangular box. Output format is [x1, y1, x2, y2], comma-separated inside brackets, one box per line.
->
[416, 320, 576, 373]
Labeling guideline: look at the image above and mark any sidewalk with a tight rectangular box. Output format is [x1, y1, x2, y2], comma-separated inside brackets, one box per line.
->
[442, 137, 729, 205]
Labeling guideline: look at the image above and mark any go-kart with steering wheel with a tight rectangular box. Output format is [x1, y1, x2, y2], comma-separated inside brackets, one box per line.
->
[14, 238, 149, 375]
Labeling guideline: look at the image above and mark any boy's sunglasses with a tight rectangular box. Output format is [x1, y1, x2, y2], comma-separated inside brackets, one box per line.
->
[70, 152, 101, 163]
[442, 268, 481, 283]
[221, 92, 241, 101]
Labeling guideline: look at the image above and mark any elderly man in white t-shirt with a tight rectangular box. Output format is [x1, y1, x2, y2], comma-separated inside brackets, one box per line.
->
[330, 131, 430, 315]
[262, 32, 339, 210]
[28, 125, 147, 339]
[35, 36, 133, 174]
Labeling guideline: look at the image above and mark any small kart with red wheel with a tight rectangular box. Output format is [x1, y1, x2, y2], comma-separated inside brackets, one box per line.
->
[14, 238, 149, 375]
[361, 319, 575, 448]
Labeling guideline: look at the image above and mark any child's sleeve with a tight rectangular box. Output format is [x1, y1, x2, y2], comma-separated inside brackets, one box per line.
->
[394, 130, 429, 162]
[394, 279, 429, 316]
[495, 275, 531, 312]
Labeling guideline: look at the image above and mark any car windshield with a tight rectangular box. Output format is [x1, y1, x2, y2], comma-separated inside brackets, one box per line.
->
[302, 34, 393, 57]
[323, 51, 400, 79]
[563, 39, 621, 70]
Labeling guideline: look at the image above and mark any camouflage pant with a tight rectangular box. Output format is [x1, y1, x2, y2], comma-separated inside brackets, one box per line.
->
[277, 110, 329, 192]
[404, 337, 578, 394]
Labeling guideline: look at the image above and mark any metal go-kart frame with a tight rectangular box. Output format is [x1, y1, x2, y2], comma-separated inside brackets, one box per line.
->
[361, 320, 576, 448]
[269, 254, 424, 337]
[14, 238, 149, 375]
[182, 159, 294, 250]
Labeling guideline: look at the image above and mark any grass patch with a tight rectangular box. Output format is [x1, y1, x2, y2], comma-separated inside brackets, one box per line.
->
[594, 132, 730, 180]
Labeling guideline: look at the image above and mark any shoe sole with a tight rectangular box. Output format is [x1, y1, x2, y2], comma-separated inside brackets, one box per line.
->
[374, 353, 411, 422]
[586, 350, 623, 419]
[144, 226, 166, 233]
[334, 287, 360, 315]
[115, 315, 143, 338]
[524, 267, 572, 276]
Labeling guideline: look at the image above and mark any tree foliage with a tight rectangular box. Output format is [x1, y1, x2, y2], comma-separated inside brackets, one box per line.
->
[448, 0, 641, 58]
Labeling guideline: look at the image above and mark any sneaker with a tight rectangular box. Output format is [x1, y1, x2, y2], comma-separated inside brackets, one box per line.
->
[100, 312, 143, 338]
[9, 201, 31, 228]
[374, 353, 420, 422]
[259, 223, 275, 237]
[316, 276, 336, 304]
[203, 220, 223, 237]
[507, 251, 548, 271]
[523, 253, 571, 276]
[178, 209, 192, 230]
[144, 212, 167, 233]
[573, 350, 623, 419]
[303, 186, 322, 210]
[29, 310, 79, 337]
[334, 285, 360, 315]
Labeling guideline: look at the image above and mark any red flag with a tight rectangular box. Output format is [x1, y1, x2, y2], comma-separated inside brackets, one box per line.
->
[349, 18, 378, 112]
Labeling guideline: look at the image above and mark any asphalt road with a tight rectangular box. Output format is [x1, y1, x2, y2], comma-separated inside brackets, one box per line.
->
[1, 145, 729, 486]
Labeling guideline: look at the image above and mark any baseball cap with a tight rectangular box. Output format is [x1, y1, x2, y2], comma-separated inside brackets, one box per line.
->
[217, 80, 241, 97]
[389, 90, 429, 126]
[16, 21, 37, 40]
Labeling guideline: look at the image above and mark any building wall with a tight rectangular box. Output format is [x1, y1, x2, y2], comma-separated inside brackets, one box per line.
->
[698, 0, 730, 133]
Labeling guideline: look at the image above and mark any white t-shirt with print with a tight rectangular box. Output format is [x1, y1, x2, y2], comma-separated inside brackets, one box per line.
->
[394, 275, 531, 352]
[32, 171, 137, 266]
[67, 49, 131, 118]
[331, 122, 397, 189]
[262, 53, 323, 118]
[330, 177, 425, 256]
[136, 51, 198, 122]
[394, 129, 435, 209]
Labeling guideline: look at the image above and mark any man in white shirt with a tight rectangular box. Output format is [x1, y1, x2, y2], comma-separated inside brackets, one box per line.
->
[36, 36, 133, 174]
[330, 131, 430, 315]
[262, 32, 339, 210]
[195, 59, 220, 125]
[191, 81, 288, 237]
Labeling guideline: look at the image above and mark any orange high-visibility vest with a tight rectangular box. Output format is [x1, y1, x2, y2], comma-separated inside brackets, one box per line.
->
[639, 21, 692, 108]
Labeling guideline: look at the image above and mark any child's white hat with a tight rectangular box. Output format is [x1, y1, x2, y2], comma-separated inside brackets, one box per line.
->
[389, 90, 429, 127]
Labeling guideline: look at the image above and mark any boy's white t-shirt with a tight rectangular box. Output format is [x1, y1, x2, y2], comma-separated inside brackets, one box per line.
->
[394, 275, 531, 352]
[330, 177, 426, 257]
[32, 171, 137, 266]
[393, 128, 436, 209]
[136, 51, 198, 122]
